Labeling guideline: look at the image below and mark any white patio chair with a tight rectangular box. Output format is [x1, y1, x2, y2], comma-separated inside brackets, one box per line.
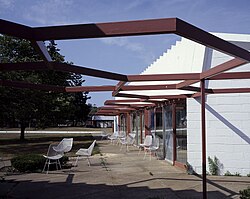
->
[74, 140, 96, 167]
[138, 135, 152, 155]
[53, 138, 73, 154]
[108, 131, 119, 144]
[100, 131, 109, 140]
[116, 131, 126, 145]
[120, 133, 136, 151]
[43, 143, 64, 174]
[144, 137, 160, 160]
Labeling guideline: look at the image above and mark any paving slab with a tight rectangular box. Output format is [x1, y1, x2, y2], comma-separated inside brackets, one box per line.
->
[0, 140, 249, 199]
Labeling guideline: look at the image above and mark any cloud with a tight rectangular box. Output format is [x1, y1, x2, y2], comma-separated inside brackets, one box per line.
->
[101, 37, 155, 65]
[0, 0, 14, 13]
[0, 0, 14, 8]
[22, 0, 85, 25]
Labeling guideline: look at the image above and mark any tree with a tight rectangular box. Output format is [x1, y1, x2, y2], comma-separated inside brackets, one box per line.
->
[0, 35, 91, 140]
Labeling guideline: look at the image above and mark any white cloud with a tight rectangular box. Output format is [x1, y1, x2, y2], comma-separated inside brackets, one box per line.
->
[23, 0, 84, 25]
[102, 37, 155, 65]
[0, 0, 14, 8]
[0, 0, 14, 13]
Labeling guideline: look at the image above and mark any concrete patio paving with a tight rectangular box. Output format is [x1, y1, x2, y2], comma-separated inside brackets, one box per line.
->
[0, 139, 249, 199]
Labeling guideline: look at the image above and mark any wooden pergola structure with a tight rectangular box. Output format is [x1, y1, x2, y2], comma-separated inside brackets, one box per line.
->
[1, 18, 250, 199]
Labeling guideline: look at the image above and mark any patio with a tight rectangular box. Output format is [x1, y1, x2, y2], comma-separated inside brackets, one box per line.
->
[1, 139, 249, 199]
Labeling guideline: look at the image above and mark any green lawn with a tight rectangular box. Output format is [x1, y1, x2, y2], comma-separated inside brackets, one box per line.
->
[0, 132, 104, 159]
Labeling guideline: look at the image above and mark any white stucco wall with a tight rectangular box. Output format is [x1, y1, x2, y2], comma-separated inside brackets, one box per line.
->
[187, 33, 250, 176]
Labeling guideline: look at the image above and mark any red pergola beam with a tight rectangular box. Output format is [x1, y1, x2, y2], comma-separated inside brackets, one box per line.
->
[210, 88, 250, 94]
[122, 84, 176, 91]
[30, 41, 53, 68]
[127, 73, 200, 82]
[176, 59, 248, 89]
[176, 19, 250, 62]
[115, 93, 149, 99]
[149, 94, 192, 99]
[32, 18, 177, 40]
[100, 107, 136, 111]
[209, 71, 250, 80]
[200, 58, 247, 79]
[0, 79, 65, 92]
[65, 85, 115, 92]
[105, 99, 145, 104]
[52, 62, 128, 81]
[180, 86, 213, 93]
[0, 62, 127, 81]
[112, 81, 127, 96]
[3, 18, 250, 62]
[0, 19, 33, 40]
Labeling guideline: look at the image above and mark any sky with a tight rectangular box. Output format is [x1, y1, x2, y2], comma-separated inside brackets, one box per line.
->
[1, 0, 250, 106]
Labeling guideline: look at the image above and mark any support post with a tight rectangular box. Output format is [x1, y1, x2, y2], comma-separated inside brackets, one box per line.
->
[201, 79, 207, 199]
[140, 111, 143, 144]
[126, 112, 131, 135]
[172, 101, 177, 163]
[162, 105, 166, 159]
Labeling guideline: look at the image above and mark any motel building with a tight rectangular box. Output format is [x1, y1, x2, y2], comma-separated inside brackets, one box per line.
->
[99, 33, 250, 176]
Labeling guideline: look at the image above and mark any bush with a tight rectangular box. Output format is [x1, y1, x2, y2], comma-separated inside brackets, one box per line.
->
[224, 171, 242, 177]
[11, 154, 69, 172]
[239, 187, 250, 199]
[208, 156, 220, 175]
[11, 154, 45, 172]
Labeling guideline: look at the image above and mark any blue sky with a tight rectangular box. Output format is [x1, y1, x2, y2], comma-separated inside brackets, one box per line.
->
[1, 0, 250, 106]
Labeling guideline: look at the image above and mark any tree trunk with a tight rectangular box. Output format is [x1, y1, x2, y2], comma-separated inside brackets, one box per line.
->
[20, 122, 26, 141]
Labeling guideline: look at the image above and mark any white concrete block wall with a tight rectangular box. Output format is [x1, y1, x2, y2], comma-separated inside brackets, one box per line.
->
[187, 33, 250, 176]
[120, 32, 250, 176]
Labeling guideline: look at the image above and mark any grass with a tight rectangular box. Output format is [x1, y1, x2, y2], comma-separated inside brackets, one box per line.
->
[0, 127, 112, 132]
[0, 129, 107, 159]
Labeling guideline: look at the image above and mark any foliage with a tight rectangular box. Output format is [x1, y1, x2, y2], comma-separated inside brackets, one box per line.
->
[11, 154, 45, 172]
[0, 35, 91, 139]
[224, 171, 241, 177]
[239, 187, 250, 199]
[147, 196, 166, 199]
[208, 156, 220, 175]
[247, 173, 250, 177]
[11, 154, 69, 172]
[224, 171, 233, 176]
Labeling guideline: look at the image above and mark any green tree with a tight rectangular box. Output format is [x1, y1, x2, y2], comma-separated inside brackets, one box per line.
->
[0, 35, 91, 140]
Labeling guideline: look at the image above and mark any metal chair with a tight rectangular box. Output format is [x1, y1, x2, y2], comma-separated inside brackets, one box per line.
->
[120, 133, 136, 151]
[74, 140, 96, 167]
[138, 135, 152, 155]
[53, 138, 73, 154]
[43, 143, 63, 174]
[144, 137, 160, 160]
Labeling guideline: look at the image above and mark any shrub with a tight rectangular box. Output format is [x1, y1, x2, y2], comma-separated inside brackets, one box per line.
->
[224, 171, 233, 176]
[224, 171, 241, 177]
[11, 154, 45, 172]
[239, 187, 250, 199]
[247, 173, 250, 177]
[11, 154, 69, 172]
[208, 156, 220, 175]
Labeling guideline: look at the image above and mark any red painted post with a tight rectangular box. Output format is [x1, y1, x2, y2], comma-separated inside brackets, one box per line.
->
[127, 113, 131, 135]
[140, 111, 143, 143]
[144, 109, 150, 135]
[172, 101, 177, 163]
[201, 79, 207, 199]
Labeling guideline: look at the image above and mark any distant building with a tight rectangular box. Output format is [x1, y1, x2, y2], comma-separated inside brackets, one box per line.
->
[86, 115, 114, 128]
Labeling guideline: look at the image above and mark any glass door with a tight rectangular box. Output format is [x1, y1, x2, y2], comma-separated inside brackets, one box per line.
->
[164, 105, 173, 163]
[176, 103, 187, 164]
